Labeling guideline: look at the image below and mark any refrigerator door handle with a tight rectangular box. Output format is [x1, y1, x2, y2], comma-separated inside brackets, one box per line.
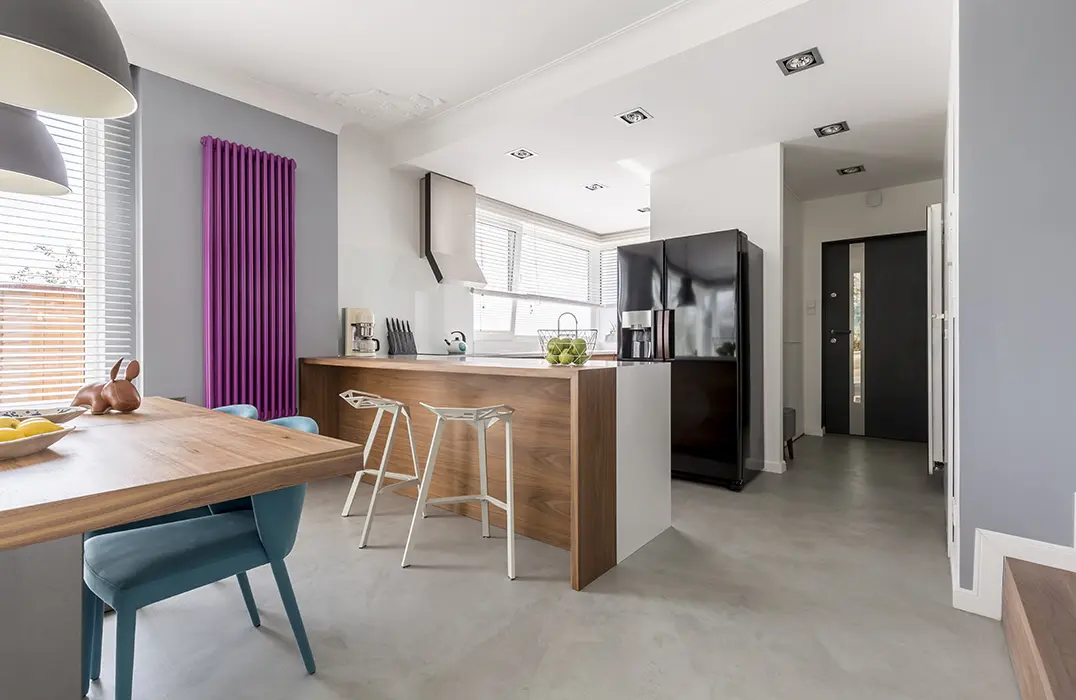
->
[649, 311, 658, 359]
[661, 310, 673, 360]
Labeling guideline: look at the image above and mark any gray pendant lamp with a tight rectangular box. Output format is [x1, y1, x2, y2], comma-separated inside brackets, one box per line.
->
[0, 0, 137, 119]
[0, 104, 70, 196]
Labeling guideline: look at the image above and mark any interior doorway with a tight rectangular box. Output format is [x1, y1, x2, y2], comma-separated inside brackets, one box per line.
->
[821, 231, 928, 442]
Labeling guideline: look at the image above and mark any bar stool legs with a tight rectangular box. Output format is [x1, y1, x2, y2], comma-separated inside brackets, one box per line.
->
[401, 406, 516, 580]
[505, 417, 515, 580]
[402, 416, 445, 569]
[339, 391, 422, 549]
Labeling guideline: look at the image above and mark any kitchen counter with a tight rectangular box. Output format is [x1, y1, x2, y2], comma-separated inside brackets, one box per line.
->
[300, 355, 671, 590]
[302, 355, 619, 379]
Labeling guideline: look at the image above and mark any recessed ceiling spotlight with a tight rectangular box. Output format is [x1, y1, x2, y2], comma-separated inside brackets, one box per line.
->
[584, 183, 607, 191]
[616, 108, 652, 125]
[814, 121, 849, 138]
[777, 47, 824, 76]
[837, 165, 866, 176]
[506, 148, 537, 160]
[637, 207, 651, 213]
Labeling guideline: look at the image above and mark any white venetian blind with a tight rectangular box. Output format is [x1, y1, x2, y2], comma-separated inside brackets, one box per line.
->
[599, 248, 618, 307]
[0, 113, 136, 407]
[473, 219, 516, 333]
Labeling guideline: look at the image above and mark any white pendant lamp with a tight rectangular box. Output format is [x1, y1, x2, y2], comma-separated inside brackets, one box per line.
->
[0, 0, 137, 119]
[0, 104, 71, 196]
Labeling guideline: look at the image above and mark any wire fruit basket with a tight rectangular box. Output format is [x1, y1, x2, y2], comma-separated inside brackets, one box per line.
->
[538, 312, 598, 366]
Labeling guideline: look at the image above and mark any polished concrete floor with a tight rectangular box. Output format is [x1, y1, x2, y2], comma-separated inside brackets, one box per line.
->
[87, 436, 1016, 699]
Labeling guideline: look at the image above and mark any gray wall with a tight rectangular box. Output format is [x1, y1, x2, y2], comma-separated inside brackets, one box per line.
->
[958, 0, 1076, 587]
[136, 68, 338, 405]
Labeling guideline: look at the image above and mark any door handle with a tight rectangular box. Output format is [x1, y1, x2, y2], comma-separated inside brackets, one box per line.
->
[830, 329, 852, 335]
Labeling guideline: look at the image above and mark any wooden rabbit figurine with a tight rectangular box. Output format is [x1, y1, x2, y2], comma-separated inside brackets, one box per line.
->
[72, 357, 142, 415]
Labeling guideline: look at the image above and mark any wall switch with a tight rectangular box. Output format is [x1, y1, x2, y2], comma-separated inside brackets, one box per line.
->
[806, 300, 817, 315]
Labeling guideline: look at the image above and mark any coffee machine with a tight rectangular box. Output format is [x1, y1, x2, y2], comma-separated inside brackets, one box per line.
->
[343, 308, 379, 357]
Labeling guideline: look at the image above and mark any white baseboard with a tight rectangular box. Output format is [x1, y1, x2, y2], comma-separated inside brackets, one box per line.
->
[762, 459, 786, 474]
[954, 494, 1076, 620]
[745, 457, 786, 474]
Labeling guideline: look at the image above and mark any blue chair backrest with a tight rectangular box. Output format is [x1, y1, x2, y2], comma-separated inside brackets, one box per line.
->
[267, 416, 319, 434]
[213, 404, 259, 420]
[254, 416, 319, 559]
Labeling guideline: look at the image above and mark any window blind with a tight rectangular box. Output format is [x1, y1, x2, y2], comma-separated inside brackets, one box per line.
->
[599, 248, 618, 307]
[0, 114, 136, 407]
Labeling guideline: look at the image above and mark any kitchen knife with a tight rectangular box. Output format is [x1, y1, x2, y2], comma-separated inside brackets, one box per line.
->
[404, 321, 416, 354]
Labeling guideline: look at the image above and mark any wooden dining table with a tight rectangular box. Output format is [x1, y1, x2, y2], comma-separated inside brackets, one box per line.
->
[0, 397, 363, 699]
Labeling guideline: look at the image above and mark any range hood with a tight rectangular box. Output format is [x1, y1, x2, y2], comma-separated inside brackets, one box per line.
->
[420, 172, 486, 287]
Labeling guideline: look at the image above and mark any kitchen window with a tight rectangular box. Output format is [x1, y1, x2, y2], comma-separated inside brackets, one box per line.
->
[472, 200, 645, 351]
[0, 113, 136, 407]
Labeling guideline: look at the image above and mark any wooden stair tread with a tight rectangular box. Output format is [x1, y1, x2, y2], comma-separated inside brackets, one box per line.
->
[1003, 558, 1076, 699]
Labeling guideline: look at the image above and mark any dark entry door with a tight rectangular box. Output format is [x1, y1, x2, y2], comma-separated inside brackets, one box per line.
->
[821, 232, 928, 442]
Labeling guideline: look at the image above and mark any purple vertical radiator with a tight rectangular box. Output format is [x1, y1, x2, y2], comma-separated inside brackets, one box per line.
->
[201, 137, 297, 419]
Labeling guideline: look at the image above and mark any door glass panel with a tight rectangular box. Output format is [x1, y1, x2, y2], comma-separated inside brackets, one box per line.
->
[848, 242, 865, 435]
[852, 271, 863, 403]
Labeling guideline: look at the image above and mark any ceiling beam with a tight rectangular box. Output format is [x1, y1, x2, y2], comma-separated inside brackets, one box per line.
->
[385, 0, 815, 165]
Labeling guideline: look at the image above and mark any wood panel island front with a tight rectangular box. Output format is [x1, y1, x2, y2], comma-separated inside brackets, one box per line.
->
[300, 356, 672, 590]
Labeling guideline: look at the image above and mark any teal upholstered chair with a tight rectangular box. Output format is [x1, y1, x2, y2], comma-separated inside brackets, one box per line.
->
[83, 416, 319, 700]
[213, 403, 259, 419]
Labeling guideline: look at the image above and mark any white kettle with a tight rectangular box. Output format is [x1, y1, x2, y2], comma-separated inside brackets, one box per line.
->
[444, 330, 467, 355]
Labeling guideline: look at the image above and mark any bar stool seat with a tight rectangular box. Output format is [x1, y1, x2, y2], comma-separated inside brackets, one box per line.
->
[402, 403, 516, 579]
[339, 390, 422, 548]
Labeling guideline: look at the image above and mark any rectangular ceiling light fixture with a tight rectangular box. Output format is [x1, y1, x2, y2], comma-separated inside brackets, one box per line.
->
[837, 165, 866, 176]
[616, 108, 652, 125]
[584, 183, 607, 191]
[777, 47, 824, 76]
[814, 121, 850, 138]
[506, 148, 537, 160]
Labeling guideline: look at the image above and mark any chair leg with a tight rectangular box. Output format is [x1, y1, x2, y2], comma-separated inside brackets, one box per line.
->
[81, 584, 95, 695]
[269, 559, 316, 675]
[477, 423, 490, 538]
[236, 572, 261, 627]
[787, 439, 794, 460]
[403, 411, 426, 518]
[402, 417, 445, 568]
[114, 608, 137, 700]
[505, 418, 516, 580]
[359, 409, 399, 548]
[341, 408, 384, 517]
[90, 592, 104, 681]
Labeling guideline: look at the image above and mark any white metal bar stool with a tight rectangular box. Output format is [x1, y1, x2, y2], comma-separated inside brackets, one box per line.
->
[401, 403, 517, 579]
[339, 390, 422, 548]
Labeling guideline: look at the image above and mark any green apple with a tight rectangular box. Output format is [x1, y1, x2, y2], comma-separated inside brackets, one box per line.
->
[569, 338, 587, 355]
[545, 352, 560, 365]
[546, 338, 561, 354]
[558, 350, 574, 365]
[572, 354, 587, 365]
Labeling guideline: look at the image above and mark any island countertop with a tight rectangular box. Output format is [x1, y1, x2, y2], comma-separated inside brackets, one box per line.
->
[301, 355, 621, 379]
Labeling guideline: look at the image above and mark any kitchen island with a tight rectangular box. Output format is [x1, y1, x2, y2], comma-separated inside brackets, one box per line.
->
[300, 356, 671, 590]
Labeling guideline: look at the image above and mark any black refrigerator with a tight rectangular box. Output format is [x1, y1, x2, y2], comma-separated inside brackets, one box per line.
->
[617, 230, 764, 491]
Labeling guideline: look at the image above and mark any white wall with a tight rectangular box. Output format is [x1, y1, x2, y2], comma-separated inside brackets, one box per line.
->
[799, 179, 943, 435]
[651, 143, 785, 472]
[337, 124, 473, 354]
[782, 187, 805, 437]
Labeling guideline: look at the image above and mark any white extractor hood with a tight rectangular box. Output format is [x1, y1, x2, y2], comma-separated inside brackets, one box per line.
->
[420, 172, 486, 287]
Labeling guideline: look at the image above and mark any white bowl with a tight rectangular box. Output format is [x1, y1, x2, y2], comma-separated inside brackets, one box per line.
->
[0, 406, 86, 424]
[0, 426, 77, 461]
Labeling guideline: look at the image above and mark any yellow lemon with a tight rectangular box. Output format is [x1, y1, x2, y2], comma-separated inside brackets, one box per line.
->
[16, 420, 62, 438]
[0, 428, 22, 442]
[0, 417, 19, 430]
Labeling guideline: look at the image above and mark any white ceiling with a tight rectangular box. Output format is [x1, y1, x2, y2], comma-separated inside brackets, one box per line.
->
[406, 0, 953, 232]
[105, 0, 952, 232]
[101, 0, 687, 130]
